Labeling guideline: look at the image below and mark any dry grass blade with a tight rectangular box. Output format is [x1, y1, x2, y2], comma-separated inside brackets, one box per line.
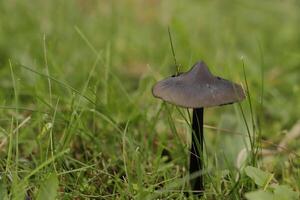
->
[277, 120, 300, 152]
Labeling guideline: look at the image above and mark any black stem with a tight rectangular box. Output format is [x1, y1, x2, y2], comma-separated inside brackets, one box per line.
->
[189, 107, 204, 196]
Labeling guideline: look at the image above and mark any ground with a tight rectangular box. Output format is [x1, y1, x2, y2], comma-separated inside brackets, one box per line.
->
[0, 0, 299, 199]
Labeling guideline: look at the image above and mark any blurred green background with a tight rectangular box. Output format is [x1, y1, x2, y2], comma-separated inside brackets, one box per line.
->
[0, 0, 299, 199]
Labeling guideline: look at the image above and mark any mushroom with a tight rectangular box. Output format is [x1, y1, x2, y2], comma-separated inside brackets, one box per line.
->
[152, 61, 245, 196]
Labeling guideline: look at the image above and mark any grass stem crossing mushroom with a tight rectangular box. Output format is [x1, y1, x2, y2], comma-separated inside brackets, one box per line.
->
[152, 61, 245, 196]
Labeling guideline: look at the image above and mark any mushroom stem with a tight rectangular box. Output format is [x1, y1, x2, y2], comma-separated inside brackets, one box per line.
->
[190, 107, 204, 195]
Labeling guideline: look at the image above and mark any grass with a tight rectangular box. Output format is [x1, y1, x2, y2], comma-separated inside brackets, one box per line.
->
[0, 0, 300, 199]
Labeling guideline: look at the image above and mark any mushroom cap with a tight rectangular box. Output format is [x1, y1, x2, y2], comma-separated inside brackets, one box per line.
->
[152, 61, 245, 108]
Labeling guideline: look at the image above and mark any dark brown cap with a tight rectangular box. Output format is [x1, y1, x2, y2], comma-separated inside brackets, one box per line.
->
[152, 61, 245, 108]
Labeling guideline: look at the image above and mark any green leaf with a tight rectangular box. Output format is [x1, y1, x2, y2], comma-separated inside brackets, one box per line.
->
[11, 172, 27, 200]
[0, 180, 8, 200]
[245, 166, 273, 187]
[273, 185, 299, 200]
[36, 173, 59, 200]
[245, 190, 274, 200]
